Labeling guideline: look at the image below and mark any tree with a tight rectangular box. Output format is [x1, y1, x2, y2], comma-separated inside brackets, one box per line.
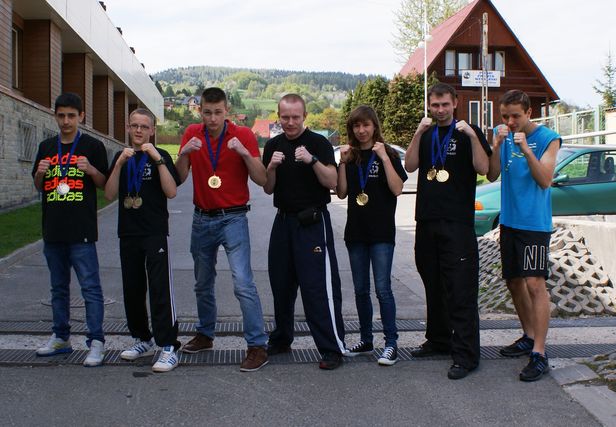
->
[383, 72, 439, 147]
[593, 50, 616, 108]
[154, 80, 163, 95]
[392, 0, 467, 61]
[163, 85, 175, 98]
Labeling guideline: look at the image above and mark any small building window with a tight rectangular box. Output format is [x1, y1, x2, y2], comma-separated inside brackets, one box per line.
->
[445, 50, 456, 76]
[11, 25, 23, 90]
[457, 53, 472, 76]
[18, 121, 37, 162]
[469, 100, 493, 129]
[495, 51, 505, 77]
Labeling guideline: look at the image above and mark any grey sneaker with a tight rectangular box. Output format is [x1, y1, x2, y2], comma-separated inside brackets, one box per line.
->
[152, 346, 179, 373]
[83, 340, 105, 367]
[121, 339, 155, 361]
[36, 334, 73, 357]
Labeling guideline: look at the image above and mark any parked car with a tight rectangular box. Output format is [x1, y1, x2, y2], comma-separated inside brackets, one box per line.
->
[333, 144, 418, 193]
[474, 144, 616, 235]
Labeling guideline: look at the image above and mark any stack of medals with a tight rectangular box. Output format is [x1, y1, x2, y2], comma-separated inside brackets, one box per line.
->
[427, 120, 455, 183]
[504, 130, 525, 171]
[124, 152, 149, 209]
[55, 131, 81, 195]
[356, 150, 377, 206]
[205, 122, 227, 189]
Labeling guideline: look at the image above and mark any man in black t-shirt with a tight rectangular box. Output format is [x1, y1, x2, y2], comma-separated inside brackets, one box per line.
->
[32, 93, 108, 367]
[404, 83, 491, 380]
[263, 94, 346, 370]
[105, 108, 181, 373]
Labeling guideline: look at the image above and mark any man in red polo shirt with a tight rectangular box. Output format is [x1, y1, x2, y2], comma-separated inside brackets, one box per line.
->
[175, 87, 269, 371]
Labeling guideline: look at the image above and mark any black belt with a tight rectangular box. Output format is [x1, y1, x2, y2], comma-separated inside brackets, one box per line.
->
[277, 206, 325, 217]
[194, 205, 250, 217]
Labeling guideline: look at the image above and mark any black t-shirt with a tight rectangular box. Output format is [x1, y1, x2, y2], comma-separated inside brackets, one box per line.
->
[263, 129, 335, 212]
[32, 134, 108, 243]
[109, 148, 180, 237]
[415, 124, 491, 225]
[343, 148, 408, 243]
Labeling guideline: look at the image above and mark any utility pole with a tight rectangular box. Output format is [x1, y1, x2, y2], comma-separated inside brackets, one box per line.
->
[481, 13, 489, 136]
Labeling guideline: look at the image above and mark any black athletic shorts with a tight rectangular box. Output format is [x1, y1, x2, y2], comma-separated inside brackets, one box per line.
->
[500, 225, 551, 279]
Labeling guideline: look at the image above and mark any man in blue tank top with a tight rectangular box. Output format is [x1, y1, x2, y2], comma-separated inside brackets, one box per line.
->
[487, 90, 561, 382]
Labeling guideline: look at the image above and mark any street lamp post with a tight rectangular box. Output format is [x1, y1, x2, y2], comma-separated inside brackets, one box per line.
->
[418, 1, 432, 117]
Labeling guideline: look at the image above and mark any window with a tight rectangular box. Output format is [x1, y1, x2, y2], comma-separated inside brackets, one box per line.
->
[11, 25, 23, 90]
[18, 121, 37, 162]
[483, 53, 493, 70]
[495, 51, 505, 77]
[469, 101, 493, 128]
[445, 50, 455, 76]
[457, 53, 472, 76]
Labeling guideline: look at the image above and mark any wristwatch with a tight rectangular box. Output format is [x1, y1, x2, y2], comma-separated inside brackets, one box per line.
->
[154, 157, 165, 165]
[310, 155, 318, 166]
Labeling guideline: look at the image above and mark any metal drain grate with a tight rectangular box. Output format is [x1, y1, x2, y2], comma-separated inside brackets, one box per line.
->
[40, 297, 116, 308]
[0, 344, 615, 367]
[2, 317, 616, 336]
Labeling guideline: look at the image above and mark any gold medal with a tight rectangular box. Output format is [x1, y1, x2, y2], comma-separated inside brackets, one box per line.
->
[356, 192, 369, 206]
[427, 167, 437, 181]
[123, 196, 134, 209]
[436, 169, 450, 182]
[132, 196, 143, 209]
[208, 175, 222, 189]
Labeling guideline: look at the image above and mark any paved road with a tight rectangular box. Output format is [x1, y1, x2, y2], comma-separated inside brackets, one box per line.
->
[0, 175, 611, 426]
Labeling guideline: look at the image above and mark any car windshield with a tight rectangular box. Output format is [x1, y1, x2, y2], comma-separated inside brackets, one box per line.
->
[557, 148, 577, 163]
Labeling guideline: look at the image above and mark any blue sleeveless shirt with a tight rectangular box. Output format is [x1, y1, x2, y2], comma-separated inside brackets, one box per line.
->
[498, 125, 561, 232]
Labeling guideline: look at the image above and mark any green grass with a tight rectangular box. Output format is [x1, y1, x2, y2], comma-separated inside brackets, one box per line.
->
[242, 98, 278, 112]
[0, 190, 112, 258]
[157, 144, 180, 158]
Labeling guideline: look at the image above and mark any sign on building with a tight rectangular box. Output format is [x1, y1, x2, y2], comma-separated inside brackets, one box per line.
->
[461, 70, 501, 87]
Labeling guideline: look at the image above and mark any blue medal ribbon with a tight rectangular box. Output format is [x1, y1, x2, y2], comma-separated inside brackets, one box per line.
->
[431, 120, 456, 168]
[127, 152, 149, 195]
[204, 122, 227, 173]
[56, 131, 81, 180]
[358, 151, 377, 192]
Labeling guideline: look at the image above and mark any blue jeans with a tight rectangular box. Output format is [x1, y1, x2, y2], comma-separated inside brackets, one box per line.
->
[346, 242, 398, 347]
[190, 211, 267, 347]
[43, 242, 105, 345]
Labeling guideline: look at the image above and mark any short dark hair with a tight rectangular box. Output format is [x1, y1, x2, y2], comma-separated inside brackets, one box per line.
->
[129, 108, 156, 127]
[427, 83, 457, 102]
[278, 93, 306, 113]
[55, 92, 83, 113]
[201, 87, 227, 105]
[499, 90, 531, 112]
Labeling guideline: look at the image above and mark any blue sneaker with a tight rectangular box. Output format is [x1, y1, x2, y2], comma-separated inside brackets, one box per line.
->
[36, 334, 73, 356]
[520, 352, 550, 382]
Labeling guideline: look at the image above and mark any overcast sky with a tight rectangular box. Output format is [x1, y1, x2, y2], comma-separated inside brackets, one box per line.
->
[102, 0, 615, 107]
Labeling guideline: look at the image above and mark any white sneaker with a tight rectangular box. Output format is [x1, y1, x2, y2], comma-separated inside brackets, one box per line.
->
[152, 346, 179, 373]
[121, 339, 155, 361]
[36, 334, 73, 356]
[83, 340, 105, 367]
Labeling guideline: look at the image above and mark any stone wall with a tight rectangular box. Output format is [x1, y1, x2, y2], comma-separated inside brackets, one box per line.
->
[0, 87, 125, 210]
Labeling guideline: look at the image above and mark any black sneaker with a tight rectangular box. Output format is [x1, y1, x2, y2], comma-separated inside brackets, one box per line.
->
[500, 335, 534, 357]
[447, 364, 470, 380]
[410, 341, 450, 358]
[344, 341, 374, 357]
[520, 352, 550, 382]
[377, 346, 398, 366]
[266, 343, 292, 356]
[319, 352, 342, 370]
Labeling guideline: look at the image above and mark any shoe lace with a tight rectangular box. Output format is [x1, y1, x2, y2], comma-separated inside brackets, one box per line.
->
[158, 347, 176, 364]
[381, 347, 395, 359]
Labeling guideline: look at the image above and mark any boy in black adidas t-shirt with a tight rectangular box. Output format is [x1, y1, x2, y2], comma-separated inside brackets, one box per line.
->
[105, 108, 181, 373]
[32, 92, 108, 367]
